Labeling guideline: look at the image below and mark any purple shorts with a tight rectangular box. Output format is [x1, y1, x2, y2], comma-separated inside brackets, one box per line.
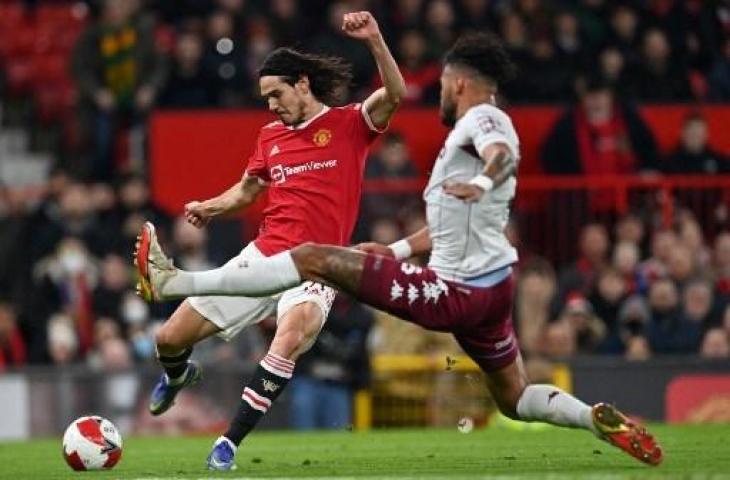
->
[357, 255, 519, 372]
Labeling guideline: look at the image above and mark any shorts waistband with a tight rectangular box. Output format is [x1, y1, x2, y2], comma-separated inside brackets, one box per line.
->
[460, 266, 513, 288]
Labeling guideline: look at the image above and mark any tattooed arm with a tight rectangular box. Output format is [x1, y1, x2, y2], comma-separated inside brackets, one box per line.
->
[442, 142, 515, 202]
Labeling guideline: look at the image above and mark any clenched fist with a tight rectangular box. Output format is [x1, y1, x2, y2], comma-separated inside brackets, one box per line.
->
[342, 11, 380, 41]
[184, 201, 211, 228]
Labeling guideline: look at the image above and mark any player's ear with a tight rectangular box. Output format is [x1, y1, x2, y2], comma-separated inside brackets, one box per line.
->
[455, 76, 467, 95]
[296, 75, 311, 95]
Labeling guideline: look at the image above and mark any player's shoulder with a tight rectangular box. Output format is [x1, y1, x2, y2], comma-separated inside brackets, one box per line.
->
[465, 103, 511, 122]
[459, 103, 514, 134]
[330, 103, 363, 116]
[261, 119, 284, 130]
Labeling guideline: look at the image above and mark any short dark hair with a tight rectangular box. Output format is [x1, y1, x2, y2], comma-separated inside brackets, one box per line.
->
[259, 47, 353, 105]
[443, 32, 516, 86]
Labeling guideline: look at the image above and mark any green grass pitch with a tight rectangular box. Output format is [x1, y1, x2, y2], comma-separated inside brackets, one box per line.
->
[1, 424, 728, 479]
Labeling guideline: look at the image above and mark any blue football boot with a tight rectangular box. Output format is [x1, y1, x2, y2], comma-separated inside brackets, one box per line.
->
[148, 361, 202, 416]
[206, 436, 238, 471]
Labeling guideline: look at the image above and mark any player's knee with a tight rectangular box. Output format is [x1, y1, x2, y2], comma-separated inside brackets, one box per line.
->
[155, 325, 186, 353]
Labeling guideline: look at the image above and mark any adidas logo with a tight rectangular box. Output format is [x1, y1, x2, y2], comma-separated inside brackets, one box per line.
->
[270, 145, 280, 157]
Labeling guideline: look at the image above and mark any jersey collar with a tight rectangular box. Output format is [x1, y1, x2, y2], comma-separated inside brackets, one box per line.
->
[287, 105, 330, 130]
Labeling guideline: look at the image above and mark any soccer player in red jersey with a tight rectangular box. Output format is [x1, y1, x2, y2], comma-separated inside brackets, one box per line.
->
[137, 11, 405, 470]
[138, 33, 663, 467]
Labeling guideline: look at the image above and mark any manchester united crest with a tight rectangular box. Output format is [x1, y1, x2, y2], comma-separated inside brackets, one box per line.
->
[313, 129, 332, 147]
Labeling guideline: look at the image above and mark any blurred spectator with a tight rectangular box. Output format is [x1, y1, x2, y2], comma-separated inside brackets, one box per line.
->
[558, 294, 606, 352]
[614, 213, 645, 251]
[47, 313, 79, 365]
[0, 302, 27, 370]
[171, 216, 214, 271]
[539, 320, 576, 359]
[667, 243, 698, 289]
[111, 174, 169, 255]
[268, 0, 305, 46]
[159, 32, 219, 108]
[606, 4, 641, 67]
[541, 77, 658, 175]
[616, 294, 651, 358]
[372, 29, 440, 106]
[597, 47, 634, 99]
[557, 223, 609, 299]
[92, 253, 132, 322]
[27, 180, 106, 262]
[699, 328, 729, 359]
[307, 1, 374, 96]
[714, 232, 730, 297]
[33, 237, 98, 355]
[290, 295, 372, 430]
[681, 278, 719, 331]
[662, 114, 729, 174]
[521, 37, 573, 102]
[423, 0, 457, 58]
[613, 241, 641, 294]
[458, 0, 496, 31]
[369, 218, 402, 246]
[553, 9, 585, 70]
[366, 133, 419, 179]
[515, 257, 556, 354]
[646, 278, 702, 354]
[202, 10, 251, 106]
[588, 267, 628, 344]
[71, 0, 167, 181]
[634, 28, 692, 101]
[638, 229, 677, 284]
[708, 37, 730, 101]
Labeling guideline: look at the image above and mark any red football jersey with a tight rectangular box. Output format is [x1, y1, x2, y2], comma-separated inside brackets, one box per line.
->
[245, 104, 381, 256]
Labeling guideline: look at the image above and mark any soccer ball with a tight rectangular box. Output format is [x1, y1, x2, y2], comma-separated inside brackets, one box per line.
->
[62, 416, 123, 471]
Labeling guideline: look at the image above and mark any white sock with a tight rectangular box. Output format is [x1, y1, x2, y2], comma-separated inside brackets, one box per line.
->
[516, 384, 597, 434]
[162, 251, 302, 298]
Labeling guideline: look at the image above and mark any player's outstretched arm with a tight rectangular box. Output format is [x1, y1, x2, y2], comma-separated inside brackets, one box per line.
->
[184, 173, 266, 228]
[356, 226, 432, 260]
[443, 143, 516, 203]
[342, 11, 405, 130]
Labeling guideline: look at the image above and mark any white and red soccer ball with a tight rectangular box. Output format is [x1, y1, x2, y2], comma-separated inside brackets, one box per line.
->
[62, 416, 123, 471]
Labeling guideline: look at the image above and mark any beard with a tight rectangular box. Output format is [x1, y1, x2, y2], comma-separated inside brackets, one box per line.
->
[440, 99, 457, 127]
[280, 98, 308, 126]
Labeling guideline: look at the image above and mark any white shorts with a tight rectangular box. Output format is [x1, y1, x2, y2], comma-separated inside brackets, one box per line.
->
[188, 243, 336, 341]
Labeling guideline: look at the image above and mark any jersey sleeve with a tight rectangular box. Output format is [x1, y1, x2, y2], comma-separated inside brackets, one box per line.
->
[349, 103, 385, 143]
[465, 107, 517, 159]
[244, 133, 269, 181]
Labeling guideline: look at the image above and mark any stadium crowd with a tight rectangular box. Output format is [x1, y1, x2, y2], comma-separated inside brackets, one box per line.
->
[1, 0, 729, 382]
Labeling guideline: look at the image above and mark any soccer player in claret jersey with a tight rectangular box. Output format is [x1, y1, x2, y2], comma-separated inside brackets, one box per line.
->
[137, 33, 663, 466]
[136, 11, 405, 471]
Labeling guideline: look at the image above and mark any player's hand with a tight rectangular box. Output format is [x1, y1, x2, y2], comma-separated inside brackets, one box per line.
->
[184, 201, 211, 228]
[353, 242, 394, 257]
[443, 182, 485, 203]
[341, 11, 380, 41]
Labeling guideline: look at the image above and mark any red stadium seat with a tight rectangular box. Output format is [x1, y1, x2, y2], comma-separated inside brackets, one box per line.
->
[0, 3, 25, 29]
[5, 57, 33, 96]
[35, 3, 88, 28]
[31, 54, 69, 87]
[33, 81, 77, 125]
[0, 25, 35, 61]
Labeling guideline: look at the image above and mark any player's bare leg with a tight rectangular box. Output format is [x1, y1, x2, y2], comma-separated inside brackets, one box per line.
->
[209, 301, 324, 470]
[149, 301, 219, 415]
[487, 353, 663, 466]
